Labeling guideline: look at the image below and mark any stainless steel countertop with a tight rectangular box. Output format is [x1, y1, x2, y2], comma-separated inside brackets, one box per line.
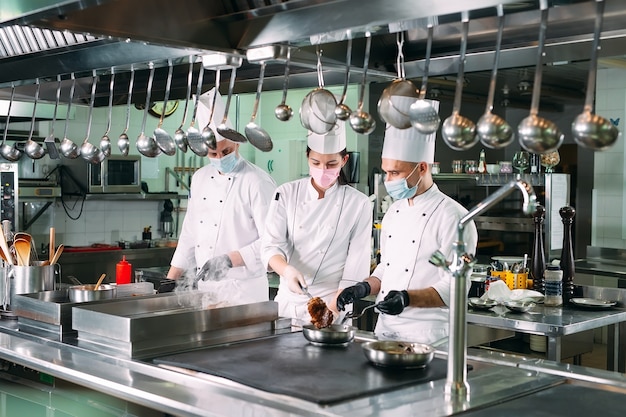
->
[1, 319, 626, 416]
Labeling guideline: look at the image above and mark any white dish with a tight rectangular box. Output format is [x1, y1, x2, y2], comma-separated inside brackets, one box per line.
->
[570, 298, 617, 309]
[468, 297, 497, 310]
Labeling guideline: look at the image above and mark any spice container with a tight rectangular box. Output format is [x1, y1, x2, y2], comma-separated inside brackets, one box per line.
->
[430, 162, 440, 174]
[452, 160, 463, 174]
[465, 160, 477, 174]
[544, 265, 563, 306]
[499, 161, 513, 173]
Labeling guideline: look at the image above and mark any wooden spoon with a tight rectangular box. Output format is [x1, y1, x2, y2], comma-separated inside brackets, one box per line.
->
[93, 273, 107, 291]
[0, 226, 13, 265]
[49, 227, 55, 263]
[50, 244, 64, 265]
[13, 238, 31, 266]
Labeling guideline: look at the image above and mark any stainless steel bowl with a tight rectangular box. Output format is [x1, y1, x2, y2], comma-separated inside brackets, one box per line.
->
[362, 340, 435, 368]
[68, 284, 117, 303]
[468, 297, 498, 310]
[302, 324, 355, 346]
[503, 300, 536, 313]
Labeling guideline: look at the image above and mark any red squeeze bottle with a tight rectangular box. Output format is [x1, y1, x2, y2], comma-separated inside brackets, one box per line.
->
[116, 255, 132, 285]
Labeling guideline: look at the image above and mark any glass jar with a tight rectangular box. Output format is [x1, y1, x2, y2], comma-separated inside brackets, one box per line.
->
[452, 160, 463, 174]
[499, 161, 513, 174]
[465, 160, 477, 174]
[430, 162, 440, 174]
[544, 265, 563, 307]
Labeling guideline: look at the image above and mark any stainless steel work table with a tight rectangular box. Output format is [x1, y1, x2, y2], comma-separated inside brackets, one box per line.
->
[467, 303, 626, 369]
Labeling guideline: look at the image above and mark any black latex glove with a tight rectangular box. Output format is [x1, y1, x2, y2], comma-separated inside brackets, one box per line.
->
[336, 281, 371, 311]
[376, 290, 410, 315]
[196, 254, 233, 282]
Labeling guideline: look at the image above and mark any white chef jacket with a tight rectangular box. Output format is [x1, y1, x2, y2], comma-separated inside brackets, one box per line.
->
[171, 157, 276, 305]
[372, 183, 478, 344]
[261, 178, 372, 321]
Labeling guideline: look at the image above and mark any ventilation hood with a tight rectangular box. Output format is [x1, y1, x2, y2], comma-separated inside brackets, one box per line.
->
[1, 0, 626, 109]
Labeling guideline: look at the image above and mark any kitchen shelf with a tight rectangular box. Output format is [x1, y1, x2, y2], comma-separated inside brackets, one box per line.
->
[81, 192, 187, 201]
[434, 173, 546, 187]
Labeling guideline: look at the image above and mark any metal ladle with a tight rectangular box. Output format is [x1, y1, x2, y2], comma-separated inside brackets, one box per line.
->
[154, 59, 177, 156]
[378, 31, 420, 129]
[441, 12, 478, 151]
[24, 79, 46, 159]
[274, 49, 293, 122]
[118, 67, 135, 156]
[335, 35, 353, 121]
[200, 68, 221, 152]
[44, 75, 61, 159]
[80, 71, 105, 164]
[217, 66, 248, 143]
[136, 65, 161, 157]
[245, 62, 274, 151]
[187, 64, 208, 156]
[100, 68, 115, 158]
[0, 84, 24, 161]
[349, 33, 376, 135]
[517, 0, 564, 154]
[571, 0, 618, 150]
[408, 22, 441, 135]
[60, 73, 80, 159]
[174, 56, 194, 152]
[477, 5, 514, 149]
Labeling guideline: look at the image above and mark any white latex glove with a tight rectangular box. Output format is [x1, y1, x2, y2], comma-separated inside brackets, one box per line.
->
[282, 265, 306, 294]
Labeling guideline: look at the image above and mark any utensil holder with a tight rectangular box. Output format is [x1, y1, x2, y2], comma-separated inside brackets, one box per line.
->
[5, 263, 60, 312]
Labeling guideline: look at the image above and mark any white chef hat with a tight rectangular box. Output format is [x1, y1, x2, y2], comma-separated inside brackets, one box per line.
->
[307, 121, 347, 154]
[197, 87, 231, 142]
[381, 100, 439, 163]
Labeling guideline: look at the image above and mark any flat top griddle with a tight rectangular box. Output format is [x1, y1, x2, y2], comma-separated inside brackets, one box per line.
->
[154, 332, 447, 405]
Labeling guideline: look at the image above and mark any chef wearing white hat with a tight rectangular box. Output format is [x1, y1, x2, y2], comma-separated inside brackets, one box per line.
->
[261, 122, 372, 322]
[336, 125, 478, 344]
[168, 88, 277, 305]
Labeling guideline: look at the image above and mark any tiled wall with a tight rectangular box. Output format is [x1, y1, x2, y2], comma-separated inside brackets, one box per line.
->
[592, 67, 626, 248]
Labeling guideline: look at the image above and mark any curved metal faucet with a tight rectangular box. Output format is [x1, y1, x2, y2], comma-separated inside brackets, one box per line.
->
[430, 178, 537, 399]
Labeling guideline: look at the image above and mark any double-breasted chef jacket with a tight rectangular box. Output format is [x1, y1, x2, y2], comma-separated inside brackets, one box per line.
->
[171, 157, 277, 305]
[372, 183, 478, 344]
[261, 178, 372, 321]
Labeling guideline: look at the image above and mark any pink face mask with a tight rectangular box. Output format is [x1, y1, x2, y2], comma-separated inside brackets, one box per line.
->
[309, 166, 341, 188]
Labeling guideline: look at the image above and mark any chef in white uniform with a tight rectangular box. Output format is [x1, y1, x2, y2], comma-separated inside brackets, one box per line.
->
[167, 89, 277, 305]
[261, 123, 372, 322]
[336, 125, 478, 344]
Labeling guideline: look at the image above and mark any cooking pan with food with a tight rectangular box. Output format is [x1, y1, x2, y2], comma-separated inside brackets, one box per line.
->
[68, 284, 116, 303]
[302, 324, 355, 347]
[362, 337, 448, 368]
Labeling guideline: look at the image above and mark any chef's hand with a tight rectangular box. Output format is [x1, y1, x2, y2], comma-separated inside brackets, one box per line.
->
[282, 265, 307, 294]
[196, 254, 233, 282]
[336, 281, 371, 311]
[376, 290, 410, 315]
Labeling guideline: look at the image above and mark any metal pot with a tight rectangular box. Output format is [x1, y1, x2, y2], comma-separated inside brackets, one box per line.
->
[302, 324, 355, 346]
[362, 340, 435, 368]
[68, 284, 116, 303]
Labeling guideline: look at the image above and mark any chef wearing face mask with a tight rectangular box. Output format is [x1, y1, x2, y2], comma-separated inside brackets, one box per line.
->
[336, 123, 478, 344]
[167, 89, 277, 305]
[261, 122, 372, 322]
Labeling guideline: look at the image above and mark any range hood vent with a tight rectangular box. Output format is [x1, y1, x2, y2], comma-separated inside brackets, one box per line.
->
[0, 24, 99, 58]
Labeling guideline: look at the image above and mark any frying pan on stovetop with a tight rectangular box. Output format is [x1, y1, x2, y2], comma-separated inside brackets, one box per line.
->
[361, 337, 448, 368]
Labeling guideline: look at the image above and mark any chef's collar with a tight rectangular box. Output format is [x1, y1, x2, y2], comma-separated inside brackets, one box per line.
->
[411, 182, 437, 202]
[306, 177, 339, 198]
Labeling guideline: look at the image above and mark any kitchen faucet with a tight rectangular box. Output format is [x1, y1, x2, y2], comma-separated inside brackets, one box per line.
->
[430, 178, 537, 398]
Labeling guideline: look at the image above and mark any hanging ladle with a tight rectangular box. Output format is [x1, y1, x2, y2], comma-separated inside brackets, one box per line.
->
[517, 0, 564, 154]
[377, 31, 420, 129]
[571, 0, 618, 150]
[136, 65, 161, 157]
[274, 48, 293, 122]
[477, 5, 514, 149]
[245, 62, 274, 151]
[80, 71, 106, 164]
[24, 78, 46, 159]
[217, 66, 248, 143]
[349, 33, 376, 135]
[408, 21, 441, 135]
[441, 12, 478, 151]
[60, 73, 80, 159]
[335, 35, 353, 121]
[187, 64, 208, 156]
[44, 75, 62, 159]
[118, 67, 134, 156]
[200, 69, 221, 152]
[0, 84, 24, 161]
[174, 56, 194, 153]
[100, 68, 115, 158]
[154, 59, 177, 156]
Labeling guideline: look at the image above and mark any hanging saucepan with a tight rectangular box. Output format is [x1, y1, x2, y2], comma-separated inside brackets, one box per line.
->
[24, 78, 46, 159]
[0, 84, 24, 161]
[377, 31, 420, 129]
[300, 45, 337, 134]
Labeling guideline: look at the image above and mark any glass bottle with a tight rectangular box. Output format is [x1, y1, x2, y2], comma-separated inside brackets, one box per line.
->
[478, 149, 487, 174]
[544, 265, 563, 307]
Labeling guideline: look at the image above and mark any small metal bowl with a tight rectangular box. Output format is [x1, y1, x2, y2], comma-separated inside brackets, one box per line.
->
[302, 324, 355, 347]
[362, 341, 435, 368]
[468, 297, 498, 310]
[68, 284, 117, 303]
[503, 300, 536, 313]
